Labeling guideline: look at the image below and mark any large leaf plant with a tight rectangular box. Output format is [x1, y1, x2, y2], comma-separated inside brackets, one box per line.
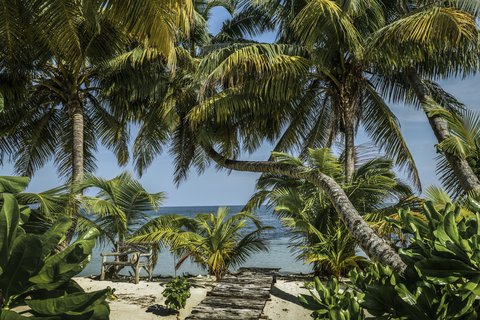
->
[0, 176, 111, 319]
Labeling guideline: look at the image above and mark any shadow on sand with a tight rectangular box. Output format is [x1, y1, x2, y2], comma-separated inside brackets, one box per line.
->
[270, 285, 303, 307]
[145, 304, 178, 317]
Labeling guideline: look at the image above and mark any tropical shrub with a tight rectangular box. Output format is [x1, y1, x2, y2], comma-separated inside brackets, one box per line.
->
[0, 176, 111, 319]
[132, 207, 271, 280]
[299, 201, 480, 319]
[162, 277, 192, 312]
[299, 277, 364, 320]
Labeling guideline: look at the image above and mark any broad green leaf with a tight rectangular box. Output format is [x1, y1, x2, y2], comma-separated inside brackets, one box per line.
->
[416, 257, 480, 280]
[0, 309, 59, 320]
[0, 234, 43, 299]
[0, 194, 20, 274]
[29, 230, 98, 290]
[38, 217, 72, 259]
[0, 176, 29, 193]
[26, 288, 110, 316]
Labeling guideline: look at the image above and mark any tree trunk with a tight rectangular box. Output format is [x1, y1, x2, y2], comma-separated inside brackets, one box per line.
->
[71, 100, 84, 183]
[407, 72, 480, 194]
[344, 121, 355, 183]
[204, 146, 407, 273]
[62, 98, 84, 247]
[340, 87, 356, 183]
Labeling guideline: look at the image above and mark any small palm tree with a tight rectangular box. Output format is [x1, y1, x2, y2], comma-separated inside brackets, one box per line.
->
[132, 207, 271, 280]
[77, 172, 165, 247]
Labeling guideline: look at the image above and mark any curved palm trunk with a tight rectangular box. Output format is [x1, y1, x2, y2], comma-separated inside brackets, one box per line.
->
[407, 72, 480, 194]
[204, 146, 407, 273]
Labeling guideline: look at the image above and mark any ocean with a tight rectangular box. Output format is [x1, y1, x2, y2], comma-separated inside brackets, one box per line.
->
[79, 205, 313, 277]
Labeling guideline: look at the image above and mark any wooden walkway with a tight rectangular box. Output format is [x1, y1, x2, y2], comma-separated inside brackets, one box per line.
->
[186, 268, 279, 320]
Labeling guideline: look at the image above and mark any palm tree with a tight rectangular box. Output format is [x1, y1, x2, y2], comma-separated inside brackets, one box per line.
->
[132, 207, 271, 280]
[0, 0, 193, 183]
[125, 1, 411, 271]
[193, 0, 480, 195]
[369, 0, 480, 194]
[77, 172, 165, 247]
[246, 148, 413, 276]
[107, 0, 273, 181]
[191, 0, 420, 186]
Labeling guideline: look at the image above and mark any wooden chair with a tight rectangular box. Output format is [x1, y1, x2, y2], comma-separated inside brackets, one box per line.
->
[100, 242, 154, 284]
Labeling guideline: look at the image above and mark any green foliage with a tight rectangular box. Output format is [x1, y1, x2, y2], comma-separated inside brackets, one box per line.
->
[132, 207, 271, 280]
[78, 172, 165, 247]
[0, 0, 192, 181]
[247, 148, 412, 277]
[299, 201, 480, 319]
[299, 277, 364, 320]
[162, 277, 192, 312]
[434, 109, 480, 198]
[0, 176, 111, 319]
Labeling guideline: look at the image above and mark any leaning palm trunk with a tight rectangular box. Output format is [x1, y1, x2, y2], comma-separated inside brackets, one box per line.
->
[204, 146, 407, 273]
[407, 72, 480, 195]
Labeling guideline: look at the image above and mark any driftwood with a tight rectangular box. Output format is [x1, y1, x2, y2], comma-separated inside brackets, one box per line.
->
[186, 268, 279, 320]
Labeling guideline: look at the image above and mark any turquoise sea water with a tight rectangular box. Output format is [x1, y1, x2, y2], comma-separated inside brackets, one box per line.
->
[79, 205, 313, 277]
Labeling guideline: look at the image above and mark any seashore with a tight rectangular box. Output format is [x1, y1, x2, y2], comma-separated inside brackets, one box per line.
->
[73, 275, 312, 320]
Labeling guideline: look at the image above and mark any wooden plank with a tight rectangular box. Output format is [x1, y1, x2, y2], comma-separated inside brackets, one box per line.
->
[201, 297, 266, 310]
[185, 269, 276, 320]
[188, 306, 260, 320]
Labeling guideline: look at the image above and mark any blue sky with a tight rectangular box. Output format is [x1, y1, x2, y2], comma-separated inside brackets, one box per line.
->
[1, 9, 479, 206]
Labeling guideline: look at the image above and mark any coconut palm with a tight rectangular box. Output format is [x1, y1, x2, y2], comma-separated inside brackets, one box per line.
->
[77, 172, 165, 247]
[190, 0, 420, 186]
[132, 207, 270, 280]
[0, 0, 192, 183]
[105, 0, 274, 181]
[127, 0, 442, 272]
[368, 0, 480, 194]
[192, 0, 480, 195]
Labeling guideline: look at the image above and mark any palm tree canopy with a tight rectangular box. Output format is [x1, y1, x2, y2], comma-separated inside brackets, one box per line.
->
[77, 172, 165, 246]
[131, 207, 271, 279]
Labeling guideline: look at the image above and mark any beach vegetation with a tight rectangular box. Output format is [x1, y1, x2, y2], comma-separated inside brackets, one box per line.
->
[77, 172, 165, 247]
[132, 207, 271, 280]
[0, 0, 192, 183]
[162, 277, 192, 313]
[0, 176, 111, 319]
[299, 200, 480, 319]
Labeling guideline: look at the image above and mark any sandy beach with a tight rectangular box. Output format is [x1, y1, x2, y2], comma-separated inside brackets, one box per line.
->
[74, 276, 312, 320]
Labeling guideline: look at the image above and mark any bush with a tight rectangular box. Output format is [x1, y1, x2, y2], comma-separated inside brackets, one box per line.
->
[299, 201, 480, 319]
[162, 277, 192, 312]
[0, 176, 112, 319]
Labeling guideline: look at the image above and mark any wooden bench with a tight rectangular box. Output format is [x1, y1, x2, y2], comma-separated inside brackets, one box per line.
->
[100, 242, 154, 284]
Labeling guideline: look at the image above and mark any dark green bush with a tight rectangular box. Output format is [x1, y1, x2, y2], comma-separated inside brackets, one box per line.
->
[0, 176, 112, 319]
[299, 201, 480, 319]
[162, 277, 192, 312]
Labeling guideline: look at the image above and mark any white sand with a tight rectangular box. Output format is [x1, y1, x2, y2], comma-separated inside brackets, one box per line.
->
[73, 276, 312, 320]
[263, 279, 312, 320]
